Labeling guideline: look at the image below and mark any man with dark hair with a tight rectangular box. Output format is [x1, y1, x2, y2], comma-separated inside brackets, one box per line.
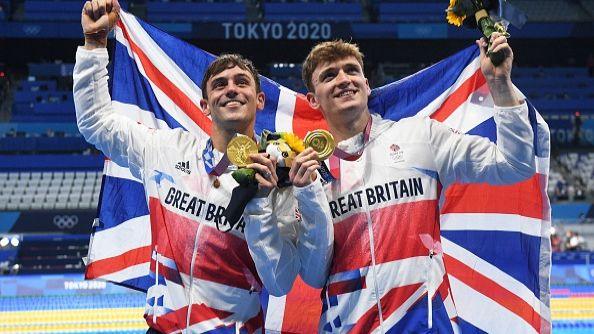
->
[200, 54, 262, 100]
[300, 39, 536, 331]
[73, 0, 333, 332]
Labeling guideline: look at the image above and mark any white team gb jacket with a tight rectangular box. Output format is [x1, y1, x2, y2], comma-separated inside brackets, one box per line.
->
[73, 46, 333, 333]
[318, 105, 536, 333]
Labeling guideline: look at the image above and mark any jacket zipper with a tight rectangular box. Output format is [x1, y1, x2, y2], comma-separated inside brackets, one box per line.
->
[359, 158, 384, 332]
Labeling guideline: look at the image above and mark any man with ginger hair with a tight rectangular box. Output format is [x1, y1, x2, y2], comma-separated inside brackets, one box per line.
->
[74, 0, 332, 332]
[301, 39, 535, 332]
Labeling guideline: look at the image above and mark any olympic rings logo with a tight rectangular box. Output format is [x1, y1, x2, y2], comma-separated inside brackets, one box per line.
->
[23, 25, 41, 36]
[53, 215, 79, 229]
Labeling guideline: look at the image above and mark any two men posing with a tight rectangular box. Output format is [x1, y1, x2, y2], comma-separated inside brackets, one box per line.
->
[75, 0, 535, 332]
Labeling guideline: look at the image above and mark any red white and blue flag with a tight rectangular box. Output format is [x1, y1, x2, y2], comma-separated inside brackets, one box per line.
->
[85, 11, 551, 333]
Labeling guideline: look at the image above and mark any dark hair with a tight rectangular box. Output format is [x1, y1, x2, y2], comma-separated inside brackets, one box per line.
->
[201, 54, 261, 100]
[302, 40, 364, 92]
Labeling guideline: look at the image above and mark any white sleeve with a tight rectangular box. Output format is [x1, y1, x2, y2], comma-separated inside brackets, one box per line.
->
[243, 180, 333, 296]
[243, 188, 300, 297]
[73, 46, 153, 178]
[429, 102, 536, 188]
[292, 180, 333, 289]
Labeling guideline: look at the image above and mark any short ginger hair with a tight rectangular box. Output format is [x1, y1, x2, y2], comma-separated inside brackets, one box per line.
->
[301, 40, 365, 92]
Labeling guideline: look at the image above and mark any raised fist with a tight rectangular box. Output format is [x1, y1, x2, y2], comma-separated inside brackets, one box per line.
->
[81, 0, 120, 48]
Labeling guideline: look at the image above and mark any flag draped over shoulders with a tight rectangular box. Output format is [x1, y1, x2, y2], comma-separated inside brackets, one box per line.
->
[84, 11, 551, 333]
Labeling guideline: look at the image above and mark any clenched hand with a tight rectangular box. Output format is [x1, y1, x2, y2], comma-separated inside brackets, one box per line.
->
[81, 0, 120, 49]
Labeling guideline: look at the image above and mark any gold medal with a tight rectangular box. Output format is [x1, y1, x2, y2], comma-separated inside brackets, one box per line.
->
[227, 135, 258, 167]
[304, 130, 335, 161]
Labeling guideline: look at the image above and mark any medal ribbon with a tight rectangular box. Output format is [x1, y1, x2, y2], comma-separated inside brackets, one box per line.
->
[202, 139, 230, 177]
[319, 116, 372, 182]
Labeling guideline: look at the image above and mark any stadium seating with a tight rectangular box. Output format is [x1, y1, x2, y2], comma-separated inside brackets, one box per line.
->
[513, 0, 592, 22]
[28, 63, 74, 78]
[23, 1, 82, 22]
[0, 171, 102, 211]
[12, 235, 89, 274]
[14, 90, 72, 104]
[12, 62, 76, 122]
[263, 2, 363, 21]
[556, 153, 594, 199]
[513, 68, 594, 103]
[549, 168, 568, 199]
[146, 2, 246, 22]
[17, 79, 57, 92]
[0, 123, 79, 137]
[0, 137, 90, 153]
[21, 0, 128, 22]
[514, 67, 594, 100]
[377, 2, 444, 23]
[8, 0, 594, 26]
[549, 152, 592, 204]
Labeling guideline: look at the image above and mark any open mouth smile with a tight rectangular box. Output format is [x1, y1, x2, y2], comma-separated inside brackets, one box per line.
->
[222, 100, 245, 107]
[334, 89, 357, 98]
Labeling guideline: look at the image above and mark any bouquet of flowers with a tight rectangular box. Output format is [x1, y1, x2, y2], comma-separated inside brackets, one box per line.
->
[446, 0, 510, 66]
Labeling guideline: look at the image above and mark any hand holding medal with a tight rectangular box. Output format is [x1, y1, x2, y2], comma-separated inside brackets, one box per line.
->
[226, 134, 280, 194]
[226, 135, 258, 186]
[303, 130, 335, 161]
[227, 134, 258, 168]
[226, 130, 335, 187]
[222, 135, 264, 228]
[222, 130, 335, 226]
[287, 130, 334, 187]
[264, 130, 335, 163]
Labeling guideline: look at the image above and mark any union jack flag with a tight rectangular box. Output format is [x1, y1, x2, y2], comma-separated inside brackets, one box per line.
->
[84, 11, 551, 333]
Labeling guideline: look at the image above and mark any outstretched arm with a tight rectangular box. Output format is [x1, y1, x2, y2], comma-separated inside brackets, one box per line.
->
[74, 0, 156, 178]
[477, 32, 520, 107]
[428, 103, 535, 188]
[430, 35, 535, 187]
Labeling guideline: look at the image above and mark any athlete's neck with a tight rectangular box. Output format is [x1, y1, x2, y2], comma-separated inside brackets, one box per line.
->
[327, 111, 371, 143]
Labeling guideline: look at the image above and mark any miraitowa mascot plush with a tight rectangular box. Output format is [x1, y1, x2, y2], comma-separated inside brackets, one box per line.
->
[221, 130, 305, 230]
[262, 130, 304, 168]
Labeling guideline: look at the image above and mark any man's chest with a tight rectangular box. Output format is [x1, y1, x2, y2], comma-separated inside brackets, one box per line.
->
[323, 138, 439, 222]
[144, 152, 247, 236]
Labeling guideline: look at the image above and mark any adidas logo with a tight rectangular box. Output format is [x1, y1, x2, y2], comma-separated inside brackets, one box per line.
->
[175, 161, 191, 174]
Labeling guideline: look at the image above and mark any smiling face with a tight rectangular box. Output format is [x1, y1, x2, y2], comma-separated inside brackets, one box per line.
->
[201, 63, 264, 133]
[306, 56, 371, 120]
